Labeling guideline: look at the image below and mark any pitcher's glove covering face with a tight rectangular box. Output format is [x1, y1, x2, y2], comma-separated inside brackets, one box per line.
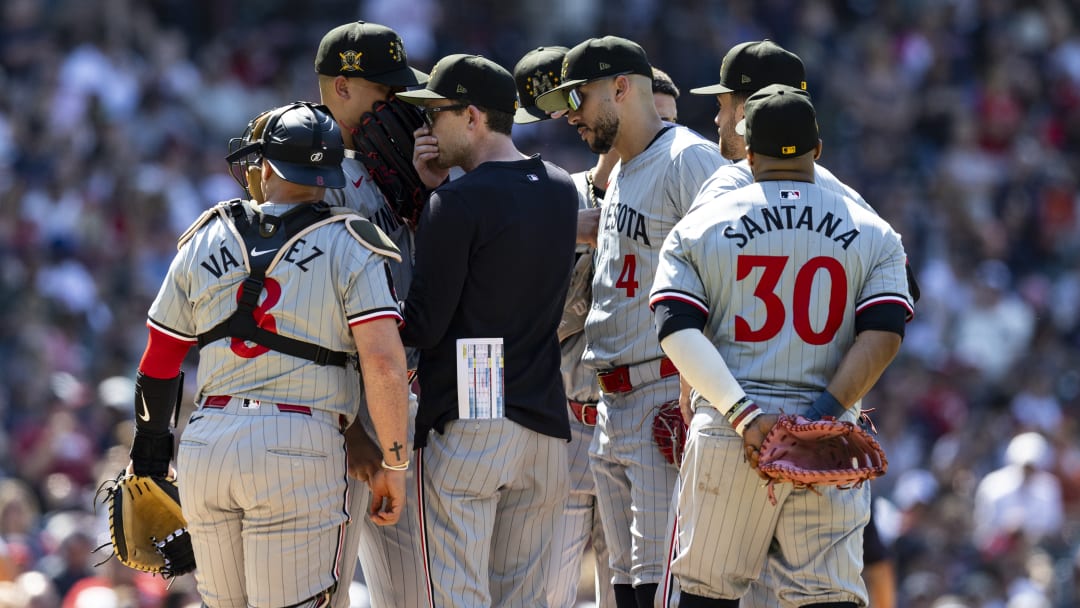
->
[757, 414, 887, 505]
[652, 399, 687, 467]
[96, 472, 196, 578]
[355, 98, 428, 228]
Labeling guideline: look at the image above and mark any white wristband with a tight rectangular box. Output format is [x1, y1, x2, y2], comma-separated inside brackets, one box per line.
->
[381, 459, 409, 471]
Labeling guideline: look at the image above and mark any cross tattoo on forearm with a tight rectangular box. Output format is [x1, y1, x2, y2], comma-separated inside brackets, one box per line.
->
[389, 441, 404, 460]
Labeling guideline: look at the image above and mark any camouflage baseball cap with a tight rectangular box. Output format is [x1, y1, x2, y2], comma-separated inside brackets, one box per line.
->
[690, 40, 806, 95]
[315, 21, 429, 87]
[512, 46, 569, 124]
[534, 36, 652, 113]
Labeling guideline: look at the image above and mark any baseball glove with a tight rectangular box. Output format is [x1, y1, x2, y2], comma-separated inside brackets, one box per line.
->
[94, 471, 196, 578]
[652, 399, 688, 467]
[757, 414, 887, 505]
[355, 98, 428, 228]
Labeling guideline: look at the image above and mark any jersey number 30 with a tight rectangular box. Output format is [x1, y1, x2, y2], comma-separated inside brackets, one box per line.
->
[735, 255, 846, 345]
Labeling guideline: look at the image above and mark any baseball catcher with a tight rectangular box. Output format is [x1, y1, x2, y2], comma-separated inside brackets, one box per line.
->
[353, 98, 428, 228]
[95, 371, 195, 578]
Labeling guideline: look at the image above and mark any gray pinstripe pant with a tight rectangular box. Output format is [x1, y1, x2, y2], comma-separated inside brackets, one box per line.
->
[418, 418, 569, 608]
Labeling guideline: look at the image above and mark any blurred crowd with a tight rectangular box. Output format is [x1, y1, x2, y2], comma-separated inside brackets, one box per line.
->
[0, 0, 1079, 606]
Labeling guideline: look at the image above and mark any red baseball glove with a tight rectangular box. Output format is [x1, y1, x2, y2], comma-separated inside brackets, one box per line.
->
[757, 414, 887, 505]
[652, 399, 687, 467]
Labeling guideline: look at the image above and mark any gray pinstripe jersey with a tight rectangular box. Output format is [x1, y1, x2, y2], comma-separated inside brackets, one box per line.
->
[582, 126, 725, 370]
[651, 181, 913, 409]
[326, 156, 415, 300]
[147, 201, 400, 418]
[691, 159, 878, 216]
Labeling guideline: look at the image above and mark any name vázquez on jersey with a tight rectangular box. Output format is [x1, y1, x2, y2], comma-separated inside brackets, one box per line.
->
[723, 204, 860, 250]
[604, 202, 651, 246]
[201, 240, 325, 277]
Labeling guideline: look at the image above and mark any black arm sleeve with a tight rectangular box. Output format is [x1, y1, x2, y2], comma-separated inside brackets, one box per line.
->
[855, 302, 908, 338]
[653, 299, 708, 343]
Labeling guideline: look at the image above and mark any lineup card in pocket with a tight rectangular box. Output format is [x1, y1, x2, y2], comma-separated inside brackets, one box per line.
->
[456, 338, 505, 419]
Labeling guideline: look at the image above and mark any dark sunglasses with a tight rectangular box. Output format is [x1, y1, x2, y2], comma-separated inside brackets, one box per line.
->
[567, 71, 633, 111]
[422, 104, 470, 126]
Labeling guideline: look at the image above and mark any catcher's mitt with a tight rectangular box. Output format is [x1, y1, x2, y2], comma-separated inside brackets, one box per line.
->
[94, 472, 195, 578]
[757, 414, 887, 505]
[355, 98, 428, 228]
[652, 399, 688, 467]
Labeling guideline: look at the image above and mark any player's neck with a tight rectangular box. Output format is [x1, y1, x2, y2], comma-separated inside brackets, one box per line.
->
[591, 153, 619, 190]
[461, 134, 527, 172]
[752, 167, 815, 183]
[613, 109, 664, 164]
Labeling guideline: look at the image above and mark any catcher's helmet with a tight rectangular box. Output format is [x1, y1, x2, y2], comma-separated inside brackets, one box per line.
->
[226, 102, 345, 192]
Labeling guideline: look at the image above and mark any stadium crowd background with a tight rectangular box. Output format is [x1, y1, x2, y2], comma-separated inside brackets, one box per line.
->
[0, 0, 1079, 606]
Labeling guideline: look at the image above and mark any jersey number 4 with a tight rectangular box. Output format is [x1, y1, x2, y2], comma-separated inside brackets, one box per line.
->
[230, 278, 281, 358]
[735, 255, 846, 345]
[615, 254, 639, 297]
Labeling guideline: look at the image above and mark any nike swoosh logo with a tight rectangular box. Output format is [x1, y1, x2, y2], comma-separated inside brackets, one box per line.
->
[250, 247, 276, 257]
[138, 395, 151, 422]
[188, 415, 204, 424]
[353, 176, 364, 188]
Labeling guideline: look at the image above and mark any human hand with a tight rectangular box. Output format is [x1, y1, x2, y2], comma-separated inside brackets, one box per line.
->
[344, 424, 382, 483]
[577, 208, 600, 247]
[412, 127, 449, 188]
[741, 413, 779, 479]
[367, 469, 406, 526]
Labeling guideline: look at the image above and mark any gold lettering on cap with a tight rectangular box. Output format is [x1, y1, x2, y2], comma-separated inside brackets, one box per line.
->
[599, 62, 611, 70]
[741, 74, 751, 84]
[782, 145, 796, 155]
[339, 51, 363, 72]
[456, 84, 468, 94]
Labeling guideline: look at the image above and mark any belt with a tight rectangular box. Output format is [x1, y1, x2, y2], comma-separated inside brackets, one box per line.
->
[202, 395, 348, 430]
[596, 357, 679, 394]
[569, 400, 598, 426]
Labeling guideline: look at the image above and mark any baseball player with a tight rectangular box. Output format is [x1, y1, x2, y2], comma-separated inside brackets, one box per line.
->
[513, 45, 615, 608]
[650, 84, 914, 607]
[132, 102, 410, 608]
[651, 67, 679, 124]
[313, 21, 431, 608]
[398, 54, 578, 608]
[536, 37, 725, 608]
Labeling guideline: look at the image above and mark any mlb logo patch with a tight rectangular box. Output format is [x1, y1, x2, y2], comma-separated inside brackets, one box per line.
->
[526, 174, 539, 182]
[780, 190, 801, 199]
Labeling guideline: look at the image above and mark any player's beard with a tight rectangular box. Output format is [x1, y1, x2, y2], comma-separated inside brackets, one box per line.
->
[720, 122, 746, 161]
[586, 111, 619, 154]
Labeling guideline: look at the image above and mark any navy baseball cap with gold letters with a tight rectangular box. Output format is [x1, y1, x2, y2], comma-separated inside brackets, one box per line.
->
[396, 54, 518, 115]
[736, 84, 819, 158]
[513, 46, 570, 124]
[534, 36, 652, 113]
[690, 40, 806, 95]
[315, 21, 429, 87]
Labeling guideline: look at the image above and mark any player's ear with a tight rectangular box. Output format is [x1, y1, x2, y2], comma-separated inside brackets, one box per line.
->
[813, 140, 823, 161]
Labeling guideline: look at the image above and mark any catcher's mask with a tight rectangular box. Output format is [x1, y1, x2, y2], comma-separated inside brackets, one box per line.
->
[226, 101, 346, 198]
[226, 108, 272, 202]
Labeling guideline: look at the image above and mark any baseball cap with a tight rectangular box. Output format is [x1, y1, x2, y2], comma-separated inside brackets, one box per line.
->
[736, 84, 818, 158]
[261, 102, 346, 189]
[513, 46, 569, 124]
[315, 21, 429, 87]
[534, 36, 653, 113]
[690, 40, 806, 95]
[396, 54, 518, 115]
